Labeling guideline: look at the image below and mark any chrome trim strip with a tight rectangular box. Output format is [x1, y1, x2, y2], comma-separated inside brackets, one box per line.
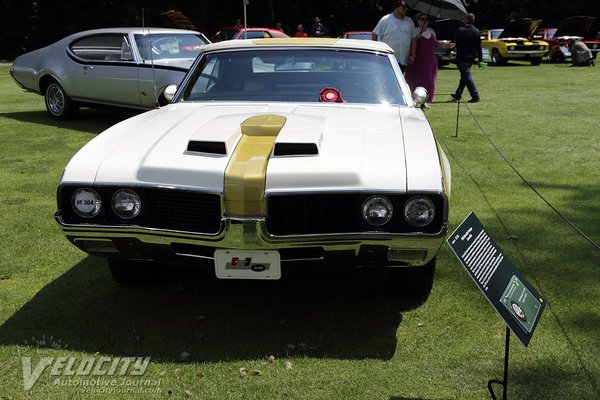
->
[55, 214, 225, 240]
[59, 182, 224, 196]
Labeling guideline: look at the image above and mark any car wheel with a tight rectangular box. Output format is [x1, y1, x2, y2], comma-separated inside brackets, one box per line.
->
[108, 258, 162, 286]
[530, 58, 542, 66]
[549, 50, 564, 63]
[44, 81, 79, 120]
[387, 257, 436, 298]
[491, 49, 505, 65]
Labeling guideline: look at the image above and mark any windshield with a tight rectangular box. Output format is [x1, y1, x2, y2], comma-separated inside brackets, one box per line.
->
[134, 33, 208, 61]
[179, 49, 405, 105]
[491, 29, 503, 39]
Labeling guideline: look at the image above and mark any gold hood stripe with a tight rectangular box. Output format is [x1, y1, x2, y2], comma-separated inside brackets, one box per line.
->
[224, 114, 287, 217]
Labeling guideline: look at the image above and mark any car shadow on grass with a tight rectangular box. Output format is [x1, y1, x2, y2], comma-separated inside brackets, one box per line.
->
[0, 108, 140, 134]
[0, 256, 431, 362]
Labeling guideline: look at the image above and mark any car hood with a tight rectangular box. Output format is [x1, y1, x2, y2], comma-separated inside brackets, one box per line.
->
[432, 19, 462, 40]
[555, 16, 597, 38]
[500, 19, 542, 39]
[151, 58, 196, 69]
[61, 103, 443, 194]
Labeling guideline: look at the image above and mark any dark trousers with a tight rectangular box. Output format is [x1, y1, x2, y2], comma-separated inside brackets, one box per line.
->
[455, 62, 479, 100]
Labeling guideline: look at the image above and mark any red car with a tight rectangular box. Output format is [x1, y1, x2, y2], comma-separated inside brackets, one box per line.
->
[341, 31, 373, 40]
[211, 27, 289, 42]
[534, 16, 600, 62]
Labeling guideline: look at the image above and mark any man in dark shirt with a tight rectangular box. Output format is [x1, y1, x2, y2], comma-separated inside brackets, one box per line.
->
[451, 13, 482, 102]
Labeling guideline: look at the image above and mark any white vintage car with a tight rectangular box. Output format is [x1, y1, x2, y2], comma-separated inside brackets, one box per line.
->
[55, 38, 451, 293]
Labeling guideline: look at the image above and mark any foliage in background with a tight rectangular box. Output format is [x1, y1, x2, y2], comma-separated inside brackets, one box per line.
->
[1, 0, 599, 59]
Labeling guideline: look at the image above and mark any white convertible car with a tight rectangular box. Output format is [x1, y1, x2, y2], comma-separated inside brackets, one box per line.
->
[55, 38, 451, 293]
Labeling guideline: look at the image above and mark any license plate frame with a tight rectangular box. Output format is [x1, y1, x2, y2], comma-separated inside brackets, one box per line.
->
[214, 249, 281, 280]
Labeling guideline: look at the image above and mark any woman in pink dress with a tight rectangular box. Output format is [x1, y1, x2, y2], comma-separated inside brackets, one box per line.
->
[405, 13, 452, 105]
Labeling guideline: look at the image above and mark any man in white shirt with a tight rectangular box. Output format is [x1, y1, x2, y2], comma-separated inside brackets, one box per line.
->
[372, 0, 418, 72]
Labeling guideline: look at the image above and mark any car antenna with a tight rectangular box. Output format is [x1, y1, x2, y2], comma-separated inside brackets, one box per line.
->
[142, 8, 159, 108]
[149, 35, 159, 108]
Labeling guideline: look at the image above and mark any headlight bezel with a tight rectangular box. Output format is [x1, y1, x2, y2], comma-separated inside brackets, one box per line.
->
[361, 195, 394, 227]
[111, 189, 142, 219]
[71, 188, 102, 218]
[403, 196, 436, 227]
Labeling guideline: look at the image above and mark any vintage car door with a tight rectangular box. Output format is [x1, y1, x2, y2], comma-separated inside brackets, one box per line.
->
[70, 33, 141, 107]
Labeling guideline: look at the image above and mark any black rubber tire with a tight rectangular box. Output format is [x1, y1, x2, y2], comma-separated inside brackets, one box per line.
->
[108, 258, 161, 286]
[530, 58, 542, 66]
[388, 257, 436, 298]
[44, 80, 79, 120]
[491, 49, 505, 65]
[548, 50, 565, 63]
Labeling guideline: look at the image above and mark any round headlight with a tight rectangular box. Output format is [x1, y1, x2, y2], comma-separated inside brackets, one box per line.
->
[404, 196, 435, 227]
[112, 190, 141, 219]
[362, 196, 393, 226]
[72, 188, 101, 218]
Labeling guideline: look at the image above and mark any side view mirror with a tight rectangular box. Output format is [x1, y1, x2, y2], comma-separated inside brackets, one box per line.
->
[412, 86, 428, 108]
[163, 84, 178, 102]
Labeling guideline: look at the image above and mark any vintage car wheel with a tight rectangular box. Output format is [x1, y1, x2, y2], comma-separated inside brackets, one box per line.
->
[548, 50, 565, 63]
[388, 257, 436, 297]
[44, 81, 79, 120]
[108, 258, 161, 286]
[530, 58, 542, 66]
[491, 49, 505, 65]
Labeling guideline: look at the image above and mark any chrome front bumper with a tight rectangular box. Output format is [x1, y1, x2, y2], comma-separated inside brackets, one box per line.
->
[56, 214, 447, 267]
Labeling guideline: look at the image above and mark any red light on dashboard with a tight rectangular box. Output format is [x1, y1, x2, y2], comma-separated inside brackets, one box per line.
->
[319, 87, 345, 103]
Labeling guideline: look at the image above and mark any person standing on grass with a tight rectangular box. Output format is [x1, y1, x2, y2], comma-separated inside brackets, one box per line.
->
[405, 13, 453, 106]
[451, 13, 481, 103]
[372, 0, 418, 73]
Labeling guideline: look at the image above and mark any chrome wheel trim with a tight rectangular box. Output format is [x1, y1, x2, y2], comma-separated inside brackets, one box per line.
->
[46, 84, 65, 116]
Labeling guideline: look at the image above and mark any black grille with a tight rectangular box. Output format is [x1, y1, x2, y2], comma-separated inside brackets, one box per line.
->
[266, 193, 444, 236]
[58, 186, 222, 234]
[514, 45, 543, 51]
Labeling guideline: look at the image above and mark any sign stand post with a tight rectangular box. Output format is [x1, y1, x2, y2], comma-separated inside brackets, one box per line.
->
[454, 99, 460, 138]
[488, 326, 510, 400]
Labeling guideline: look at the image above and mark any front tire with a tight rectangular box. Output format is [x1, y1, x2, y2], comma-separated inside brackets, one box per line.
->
[530, 58, 542, 66]
[108, 258, 161, 286]
[44, 81, 79, 119]
[548, 50, 565, 63]
[491, 49, 505, 65]
[388, 257, 436, 298]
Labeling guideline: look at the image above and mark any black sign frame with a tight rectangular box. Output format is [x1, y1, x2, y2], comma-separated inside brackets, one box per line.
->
[447, 212, 546, 347]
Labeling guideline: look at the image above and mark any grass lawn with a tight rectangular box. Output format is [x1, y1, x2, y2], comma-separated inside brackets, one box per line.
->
[0, 62, 599, 399]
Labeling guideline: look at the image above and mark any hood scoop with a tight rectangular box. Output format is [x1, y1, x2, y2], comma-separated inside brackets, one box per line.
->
[187, 140, 227, 155]
[273, 142, 319, 156]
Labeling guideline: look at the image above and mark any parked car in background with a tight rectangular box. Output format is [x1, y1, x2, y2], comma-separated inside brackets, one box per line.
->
[532, 27, 557, 42]
[211, 27, 289, 42]
[431, 19, 461, 66]
[341, 31, 373, 40]
[55, 38, 450, 294]
[10, 27, 210, 119]
[534, 16, 600, 62]
[481, 19, 548, 65]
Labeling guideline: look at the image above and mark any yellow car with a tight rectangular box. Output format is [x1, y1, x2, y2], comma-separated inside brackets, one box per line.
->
[481, 19, 548, 65]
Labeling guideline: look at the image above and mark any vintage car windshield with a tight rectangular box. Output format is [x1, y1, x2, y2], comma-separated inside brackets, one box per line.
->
[179, 49, 406, 105]
[134, 33, 208, 61]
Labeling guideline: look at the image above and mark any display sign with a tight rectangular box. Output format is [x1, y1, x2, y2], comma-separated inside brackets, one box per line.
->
[447, 212, 545, 347]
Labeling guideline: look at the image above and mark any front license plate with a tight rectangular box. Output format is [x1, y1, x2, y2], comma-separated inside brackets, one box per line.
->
[214, 250, 281, 280]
